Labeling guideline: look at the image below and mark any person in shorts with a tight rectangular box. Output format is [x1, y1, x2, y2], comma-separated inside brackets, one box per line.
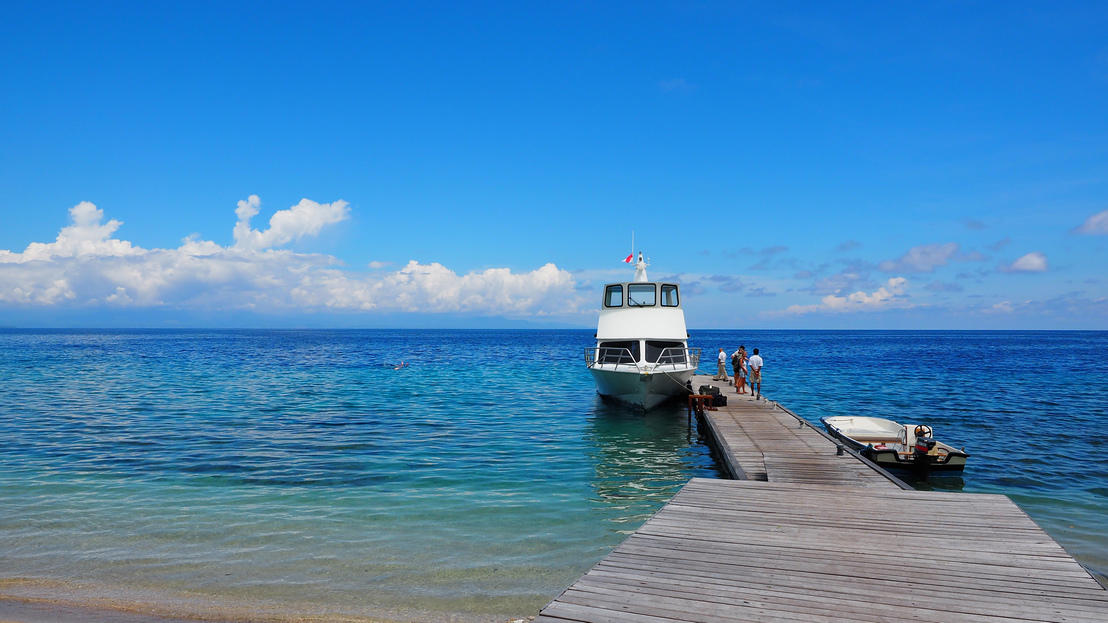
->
[747, 348, 763, 399]
[732, 346, 747, 394]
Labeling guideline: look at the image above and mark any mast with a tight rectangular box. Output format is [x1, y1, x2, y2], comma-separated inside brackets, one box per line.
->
[633, 252, 649, 282]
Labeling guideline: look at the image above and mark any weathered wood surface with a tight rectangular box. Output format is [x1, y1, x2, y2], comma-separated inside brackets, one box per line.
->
[689, 374, 896, 488]
[537, 479, 1108, 623]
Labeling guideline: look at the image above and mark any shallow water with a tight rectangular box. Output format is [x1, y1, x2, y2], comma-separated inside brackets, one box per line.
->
[1, 329, 1105, 621]
[0, 329, 720, 621]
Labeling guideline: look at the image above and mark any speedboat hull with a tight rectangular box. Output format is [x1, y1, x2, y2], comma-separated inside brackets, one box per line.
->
[590, 367, 697, 410]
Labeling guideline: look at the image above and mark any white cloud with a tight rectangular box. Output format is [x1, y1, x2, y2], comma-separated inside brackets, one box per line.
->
[999, 252, 1048, 273]
[987, 301, 1015, 313]
[0, 199, 585, 318]
[775, 277, 912, 316]
[233, 195, 351, 250]
[0, 201, 142, 263]
[877, 243, 958, 273]
[1074, 209, 1108, 235]
[805, 271, 870, 296]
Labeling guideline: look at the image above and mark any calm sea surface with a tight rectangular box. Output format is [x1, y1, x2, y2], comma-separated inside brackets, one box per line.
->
[0, 329, 1105, 621]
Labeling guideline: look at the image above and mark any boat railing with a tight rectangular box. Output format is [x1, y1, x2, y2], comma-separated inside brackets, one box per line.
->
[654, 347, 700, 371]
[584, 347, 638, 370]
[583, 347, 700, 371]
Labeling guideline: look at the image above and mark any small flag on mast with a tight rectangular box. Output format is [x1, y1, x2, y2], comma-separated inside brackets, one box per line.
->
[623, 254, 633, 263]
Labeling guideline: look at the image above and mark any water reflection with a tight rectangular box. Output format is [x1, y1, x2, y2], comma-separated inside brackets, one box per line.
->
[911, 475, 966, 492]
[582, 399, 722, 529]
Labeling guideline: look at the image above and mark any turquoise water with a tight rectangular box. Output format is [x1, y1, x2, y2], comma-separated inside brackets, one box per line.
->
[1, 330, 1105, 621]
[0, 330, 721, 621]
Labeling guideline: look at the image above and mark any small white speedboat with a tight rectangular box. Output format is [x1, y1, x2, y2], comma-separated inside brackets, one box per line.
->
[584, 252, 700, 410]
[821, 415, 969, 477]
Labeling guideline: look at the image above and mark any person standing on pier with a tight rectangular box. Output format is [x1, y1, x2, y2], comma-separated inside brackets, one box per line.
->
[714, 348, 728, 382]
[732, 346, 747, 394]
[748, 348, 763, 399]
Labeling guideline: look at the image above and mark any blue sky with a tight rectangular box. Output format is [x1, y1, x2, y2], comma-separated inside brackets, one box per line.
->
[1, 1, 1106, 328]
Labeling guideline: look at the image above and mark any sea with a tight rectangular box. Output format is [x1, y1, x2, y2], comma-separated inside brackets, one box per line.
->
[0, 329, 1105, 622]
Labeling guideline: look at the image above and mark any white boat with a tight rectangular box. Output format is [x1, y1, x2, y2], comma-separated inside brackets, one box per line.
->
[584, 253, 700, 410]
[821, 415, 970, 477]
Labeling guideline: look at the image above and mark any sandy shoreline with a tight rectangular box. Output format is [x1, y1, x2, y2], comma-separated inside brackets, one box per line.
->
[0, 597, 407, 623]
[0, 591, 533, 623]
[0, 598, 539, 623]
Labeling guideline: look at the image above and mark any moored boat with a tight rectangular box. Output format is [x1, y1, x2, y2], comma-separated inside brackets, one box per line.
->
[821, 415, 969, 478]
[584, 253, 700, 410]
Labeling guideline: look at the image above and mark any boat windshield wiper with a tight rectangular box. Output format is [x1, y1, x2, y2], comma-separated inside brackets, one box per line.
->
[628, 297, 640, 306]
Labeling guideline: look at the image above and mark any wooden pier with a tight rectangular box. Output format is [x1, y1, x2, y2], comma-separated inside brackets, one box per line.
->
[536, 376, 1108, 623]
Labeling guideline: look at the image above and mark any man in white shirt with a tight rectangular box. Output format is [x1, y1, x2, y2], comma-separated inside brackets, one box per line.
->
[714, 348, 728, 382]
[747, 348, 763, 399]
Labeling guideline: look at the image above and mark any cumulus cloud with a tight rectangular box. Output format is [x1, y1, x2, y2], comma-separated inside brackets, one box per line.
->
[805, 270, 871, 296]
[1074, 209, 1108, 235]
[233, 195, 350, 250]
[877, 243, 958, 273]
[999, 252, 1048, 273]
[775, 277, 912, 316]
[0, 202, 143, 264]
[0, 199, 584, 317]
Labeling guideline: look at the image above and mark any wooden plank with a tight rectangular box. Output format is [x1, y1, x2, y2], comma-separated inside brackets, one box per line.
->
[571, 573, 1108, 622]
[539, 388, 1105, 623]
[589, 560, 1108, 605]
[538, 479, 1108, 623]
[690, 375, 899, 489]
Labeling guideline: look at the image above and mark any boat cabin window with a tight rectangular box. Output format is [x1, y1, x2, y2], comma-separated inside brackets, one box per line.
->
[604, 285, 623, 307]
[646, 340, 686, 364]
[598, 340, 639, 364]
[627, 283, 656, 306]
[660, 284, 679, 307]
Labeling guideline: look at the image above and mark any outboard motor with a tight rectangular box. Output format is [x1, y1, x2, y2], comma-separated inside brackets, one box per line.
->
[913, 436, 937, 481]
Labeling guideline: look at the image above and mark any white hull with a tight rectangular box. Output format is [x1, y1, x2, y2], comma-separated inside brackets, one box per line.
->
[821, 416, 970, 474]
[590, 366, 697, 410]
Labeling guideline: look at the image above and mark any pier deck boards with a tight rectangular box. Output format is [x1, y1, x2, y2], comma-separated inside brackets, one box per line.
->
[537, 479, 1108, 623]
[538, 378, 1108, 622]
[689, 374, 896, 487]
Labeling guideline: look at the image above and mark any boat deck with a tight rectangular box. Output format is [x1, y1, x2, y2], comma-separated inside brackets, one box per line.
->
[537, 377, 1108, 623]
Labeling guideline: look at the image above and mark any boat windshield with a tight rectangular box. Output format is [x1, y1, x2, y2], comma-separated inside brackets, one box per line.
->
[627, 283, 656, 306]
[646, 340, 685, 363]
[604, 285, 623, 307]
[598, 340, 639, 364]
[660, 284, 679, 307]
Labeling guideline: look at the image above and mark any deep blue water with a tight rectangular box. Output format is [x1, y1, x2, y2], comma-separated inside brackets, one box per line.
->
[0, 329, 1104, 621]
